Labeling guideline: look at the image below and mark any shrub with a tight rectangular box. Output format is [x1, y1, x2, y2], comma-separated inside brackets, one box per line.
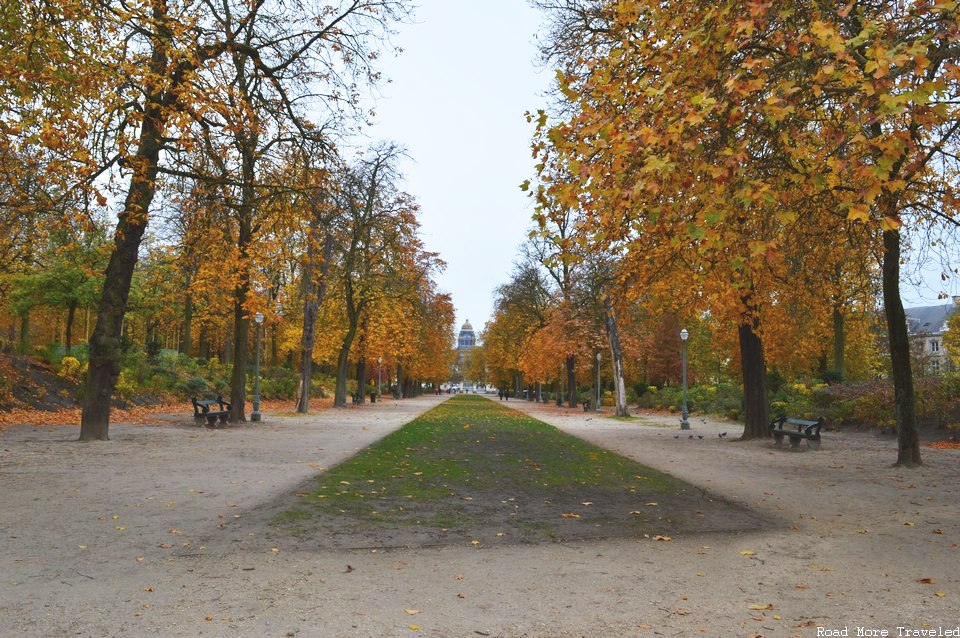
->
[115, 370, 137, 402]
[180, 376, 209, 398]
[58, 356, 84, 382]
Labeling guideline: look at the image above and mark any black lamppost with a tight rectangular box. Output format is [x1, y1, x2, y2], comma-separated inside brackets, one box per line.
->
[680, 328, 690, 430]
[252, 312, 264, 422]
[377, 356, 382, 401]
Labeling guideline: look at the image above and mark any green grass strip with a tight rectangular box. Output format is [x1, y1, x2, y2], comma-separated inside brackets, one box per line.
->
[278, 395, 709, 545]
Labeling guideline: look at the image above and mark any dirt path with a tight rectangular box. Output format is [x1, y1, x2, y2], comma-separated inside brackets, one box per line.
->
[1, 395, 957, 637]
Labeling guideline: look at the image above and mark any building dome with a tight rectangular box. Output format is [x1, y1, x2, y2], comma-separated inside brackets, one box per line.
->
[458, 320, 476, 350]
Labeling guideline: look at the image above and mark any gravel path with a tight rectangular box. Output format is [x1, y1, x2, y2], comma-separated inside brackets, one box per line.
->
[1, 395, 957, 637]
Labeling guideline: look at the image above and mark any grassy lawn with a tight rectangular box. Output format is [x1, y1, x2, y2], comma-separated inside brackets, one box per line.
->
[276, 395, 761, 548]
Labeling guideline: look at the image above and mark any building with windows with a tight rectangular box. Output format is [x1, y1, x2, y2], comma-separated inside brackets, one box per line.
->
[905, 299, 960, 375]
[458, 320, 476, 351]
[453, 320, 477, 391]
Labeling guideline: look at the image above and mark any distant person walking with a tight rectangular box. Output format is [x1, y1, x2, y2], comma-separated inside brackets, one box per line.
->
[498, 390, 503, 401]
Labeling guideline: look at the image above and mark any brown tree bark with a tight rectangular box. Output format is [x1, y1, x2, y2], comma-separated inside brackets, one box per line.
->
[833, 305, 845, 380]
[80, 30, 168, 439]
[602, 294, 629, 417]
[566, 354, 577, 408]
[738, 294, 769, 440]
[882, 227, 921, 466]
[296, 232, 333, 413]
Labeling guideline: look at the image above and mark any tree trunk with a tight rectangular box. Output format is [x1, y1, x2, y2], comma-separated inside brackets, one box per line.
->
[882, 228, 920, 466]
[228, 207, 255, 421]
[17, 311, 29, 354]
[79, 28, 170, 440]
[396, 362, 403, 398]
[833, 305, 845, 380]
[228, 308, 250, 422]
[65, 301, 77, 354]
[566, 354, 577, 408]
[738, 300, 769, 440]
[602, 294, 629, 417]
[181, 292, 192, 356]
[296, 232, 332, 412]
[356, 357, 366, 404]
[334, 333, 354, 407]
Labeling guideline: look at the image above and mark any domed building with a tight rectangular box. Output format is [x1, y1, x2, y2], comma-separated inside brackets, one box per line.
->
[457, 320, 476, 351]
[453, 320, 477, 392]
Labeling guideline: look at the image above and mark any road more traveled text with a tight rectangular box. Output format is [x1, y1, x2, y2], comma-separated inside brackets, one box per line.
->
[817, 628, 960, 637]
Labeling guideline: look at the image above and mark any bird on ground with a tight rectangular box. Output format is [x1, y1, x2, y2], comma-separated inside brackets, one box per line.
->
[698, 435, 704, 439]
[719, 432, 727, 438]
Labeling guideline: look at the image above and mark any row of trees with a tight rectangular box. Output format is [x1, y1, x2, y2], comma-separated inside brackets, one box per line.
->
[482, 0, 960, 466]
[0, 0, 455, 440]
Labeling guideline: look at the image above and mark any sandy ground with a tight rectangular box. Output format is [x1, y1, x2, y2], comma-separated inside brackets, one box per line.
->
[1, 394, 958, 638]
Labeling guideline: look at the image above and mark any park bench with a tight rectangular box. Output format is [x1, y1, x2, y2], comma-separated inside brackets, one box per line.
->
[769, 415, 824, 450]
[191, 395, 231, 428]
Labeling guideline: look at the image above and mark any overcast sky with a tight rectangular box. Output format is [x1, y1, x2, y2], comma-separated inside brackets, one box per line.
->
[366, 1, 551, 334]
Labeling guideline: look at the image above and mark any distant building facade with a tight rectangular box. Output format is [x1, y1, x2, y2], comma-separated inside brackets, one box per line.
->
[454, 320, 476, 390]
[905, 298, 960, 375]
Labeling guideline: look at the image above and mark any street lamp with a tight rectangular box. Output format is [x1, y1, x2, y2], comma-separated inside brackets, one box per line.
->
[252, 312, 264, 422]
[680, 328, 690, 430]
[377, 356, 382, 401]
[596, 352, 602, 413]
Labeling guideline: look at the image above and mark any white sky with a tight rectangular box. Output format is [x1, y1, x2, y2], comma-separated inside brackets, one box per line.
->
[366, 1, 551, 334]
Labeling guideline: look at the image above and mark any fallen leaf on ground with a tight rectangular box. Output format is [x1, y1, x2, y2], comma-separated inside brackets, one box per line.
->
[561, 513, 580, 518]
[739, 550, 756, 556]
[404, 609, 419, 615]
[918, 578, 936, 584]
[748, 603, 773, 610]
[653, 535, 672, 542]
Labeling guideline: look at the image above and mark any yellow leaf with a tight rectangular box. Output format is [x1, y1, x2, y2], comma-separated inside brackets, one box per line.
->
[561, 512, 580, 518]
[880, 216, 902, 231]
[847, 203, 870, 223]
[408, 625, 421, 631]
[935, 593, 946, 597]
[115, 526, 125, 531]
[404, 609, 420, 615]
[749, 603, 773, 610]
[739, 550, 755, 556]
[271, 548, 279, 553]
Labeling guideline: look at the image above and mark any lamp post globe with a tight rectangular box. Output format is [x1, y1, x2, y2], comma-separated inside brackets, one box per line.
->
[252, 312, 264, 422]
[680, 328, 690, 430]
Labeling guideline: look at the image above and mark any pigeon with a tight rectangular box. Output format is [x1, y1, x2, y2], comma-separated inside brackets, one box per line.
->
[697, 435, 704, 439]
[719, 432, 727, 438]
